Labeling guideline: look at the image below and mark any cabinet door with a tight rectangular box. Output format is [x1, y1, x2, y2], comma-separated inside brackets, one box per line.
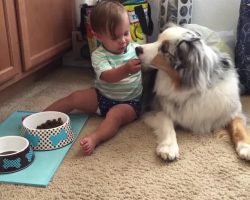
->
[16, 0, 74, 71]
[0, 0, 21, 84]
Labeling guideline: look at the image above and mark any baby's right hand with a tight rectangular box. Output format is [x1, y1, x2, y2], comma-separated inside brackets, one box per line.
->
[125, 59, 141, 74]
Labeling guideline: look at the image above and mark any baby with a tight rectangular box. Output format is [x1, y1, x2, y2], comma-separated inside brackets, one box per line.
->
[44, 0, 142, 155]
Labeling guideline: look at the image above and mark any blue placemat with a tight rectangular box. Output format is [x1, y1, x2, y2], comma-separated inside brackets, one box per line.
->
[0, 111, 88, 187]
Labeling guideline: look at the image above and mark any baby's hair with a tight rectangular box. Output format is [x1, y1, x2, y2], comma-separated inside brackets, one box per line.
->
[90, 0, 127, 39]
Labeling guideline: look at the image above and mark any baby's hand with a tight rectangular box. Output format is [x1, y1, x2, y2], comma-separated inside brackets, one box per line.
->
[125, 59, 141, 74]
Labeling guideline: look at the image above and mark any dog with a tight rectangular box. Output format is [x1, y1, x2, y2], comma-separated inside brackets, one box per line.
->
[135, 24, 250, 161]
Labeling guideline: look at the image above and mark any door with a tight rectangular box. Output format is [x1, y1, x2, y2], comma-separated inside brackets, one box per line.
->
[0, 0, 21, 84]
[16, 0, 74, 71]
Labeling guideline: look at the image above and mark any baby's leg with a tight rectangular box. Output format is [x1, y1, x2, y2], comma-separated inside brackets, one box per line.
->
[44, 88, 98, 114]
[23, 88, 97, 121]
[80, 104, 137, 155]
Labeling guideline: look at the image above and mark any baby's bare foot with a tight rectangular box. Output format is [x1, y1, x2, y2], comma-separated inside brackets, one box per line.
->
[80, 136, 97, 156]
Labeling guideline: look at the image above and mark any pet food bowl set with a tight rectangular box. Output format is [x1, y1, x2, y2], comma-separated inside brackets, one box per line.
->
[0, 111, 74, 174]
[0, 136, 35, 174]
[21, 111, 74, 151]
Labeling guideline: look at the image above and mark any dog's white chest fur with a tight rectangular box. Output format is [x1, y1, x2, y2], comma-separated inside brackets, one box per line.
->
[154, 70, 242, 133]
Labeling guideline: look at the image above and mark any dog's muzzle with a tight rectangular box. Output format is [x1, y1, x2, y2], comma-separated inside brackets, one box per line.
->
[135, 47, 143, 56]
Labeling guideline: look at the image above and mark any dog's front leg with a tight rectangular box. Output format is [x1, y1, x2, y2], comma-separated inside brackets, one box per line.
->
[144, 111, 179, 161]
[227, 117, 250, 160]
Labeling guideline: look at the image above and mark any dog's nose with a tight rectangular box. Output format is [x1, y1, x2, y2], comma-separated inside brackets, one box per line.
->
[135, 47, 143, 56]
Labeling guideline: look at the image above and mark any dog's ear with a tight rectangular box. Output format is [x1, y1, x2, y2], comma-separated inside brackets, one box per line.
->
[175, 37, 201, 67]
[174, 38, 202, 88]
[160, 40, 169, 54]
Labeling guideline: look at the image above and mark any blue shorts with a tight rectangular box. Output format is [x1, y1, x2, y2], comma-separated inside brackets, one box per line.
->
[96, 89, 141, 118]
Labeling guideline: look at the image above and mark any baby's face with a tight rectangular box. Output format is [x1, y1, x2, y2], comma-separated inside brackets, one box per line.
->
[98, 12, 131, 54]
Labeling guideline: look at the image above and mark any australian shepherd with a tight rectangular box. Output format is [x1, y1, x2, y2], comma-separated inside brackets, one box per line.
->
[136, 24, 250, 161]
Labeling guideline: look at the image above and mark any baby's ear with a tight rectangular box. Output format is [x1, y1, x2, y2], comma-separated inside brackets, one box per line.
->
[95, 32, 104, 41]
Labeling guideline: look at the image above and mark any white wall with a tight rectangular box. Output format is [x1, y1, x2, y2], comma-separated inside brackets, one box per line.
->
[192, 0, 240, 32]
[147, 0, 241, 48]
[147, 0, 241, 42]
[192, 0, 241, 49]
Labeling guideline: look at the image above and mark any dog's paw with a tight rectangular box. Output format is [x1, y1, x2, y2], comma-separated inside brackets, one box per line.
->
[156, 142, 179, 161]
[236, 142, 250, 161]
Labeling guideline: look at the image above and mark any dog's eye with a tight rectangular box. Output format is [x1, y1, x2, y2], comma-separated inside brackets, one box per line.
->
[221, 58, 230, 69]
[160, 41, 169, 53]
[194, 31, 201, 37]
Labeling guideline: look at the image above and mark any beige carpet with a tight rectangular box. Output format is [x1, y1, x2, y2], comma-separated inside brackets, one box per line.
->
[1, 65, 250, 200]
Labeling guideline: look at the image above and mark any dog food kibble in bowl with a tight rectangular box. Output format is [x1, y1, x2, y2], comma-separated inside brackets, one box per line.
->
[0, 136, 35, 174]
[36, 118, 63, 129]
[21, 111, 74, 151]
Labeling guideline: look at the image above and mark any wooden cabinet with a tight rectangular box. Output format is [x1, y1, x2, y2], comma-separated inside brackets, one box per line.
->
[0, 0, 74, 89]
[0, 0, 22, 84]
[17, 0, 73, 71]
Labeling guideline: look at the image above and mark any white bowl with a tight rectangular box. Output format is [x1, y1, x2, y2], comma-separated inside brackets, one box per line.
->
[21, 111, 74, 151]
[0, 136, 35, 174]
